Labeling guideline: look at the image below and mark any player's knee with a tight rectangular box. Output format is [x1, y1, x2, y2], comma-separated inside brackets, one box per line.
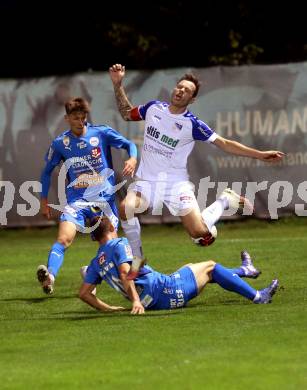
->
[57, 236, 73, 248]
[189, 226, 208, 239]
[206, 261, 216, 279]
[207, 260, 216, 269]
[121, 194, 141, 219]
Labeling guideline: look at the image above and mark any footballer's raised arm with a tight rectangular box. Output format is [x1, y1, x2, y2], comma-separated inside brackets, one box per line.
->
[109, 63, 141, 121]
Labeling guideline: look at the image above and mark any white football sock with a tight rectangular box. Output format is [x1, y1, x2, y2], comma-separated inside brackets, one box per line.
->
[201, 197, 228, 231]
[130, 256, 144, 272]
[121, 218, 144, 259]
[253, 291, 261, 303]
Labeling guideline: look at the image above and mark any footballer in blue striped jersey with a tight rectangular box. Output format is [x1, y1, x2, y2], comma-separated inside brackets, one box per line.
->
[37, 97, 137, 294]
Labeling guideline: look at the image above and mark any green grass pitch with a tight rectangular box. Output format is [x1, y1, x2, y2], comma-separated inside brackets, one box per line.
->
[1, 217, 307, 389]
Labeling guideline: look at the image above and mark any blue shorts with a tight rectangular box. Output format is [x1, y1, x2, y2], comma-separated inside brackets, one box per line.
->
[149, 266, 198, 310]
[60, 199, 119, 230]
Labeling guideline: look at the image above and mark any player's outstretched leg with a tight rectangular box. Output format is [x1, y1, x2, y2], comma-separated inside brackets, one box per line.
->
[36, 265, 55, 294]
[212, 263, 279, 304]
[229, 250, 261, 279]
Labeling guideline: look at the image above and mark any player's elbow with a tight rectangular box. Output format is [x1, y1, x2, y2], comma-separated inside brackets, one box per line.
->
[207, 260, 217, 280]
[215, 136, 231, 151]
[79, 288, 91, 302]
[79, 290, 86, 301]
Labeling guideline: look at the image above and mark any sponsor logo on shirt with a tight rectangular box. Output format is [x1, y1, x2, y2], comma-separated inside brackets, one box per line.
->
[74, 172, 104, 188]
[77, 141, 87, 149]
[146, 126, 179, 148]
[147, 126, 160, 139]
[91, 147, 101, 158]
[143, 143, 173, 159]
[160, 134, 179, 148]
[89, 137, 99, 147]
[98, 253, 106, 265]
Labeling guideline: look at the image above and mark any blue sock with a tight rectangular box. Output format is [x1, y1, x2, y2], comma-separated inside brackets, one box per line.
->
[212, 263, 256, 300]
[47, 242, 66, 277]
[228, 267, 245, 277]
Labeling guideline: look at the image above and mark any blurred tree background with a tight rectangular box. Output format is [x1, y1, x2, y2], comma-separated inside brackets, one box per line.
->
[1, 0, 306, 78]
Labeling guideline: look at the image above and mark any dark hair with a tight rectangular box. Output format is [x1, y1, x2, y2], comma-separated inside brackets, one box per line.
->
[90, 216, 110, 241]
[65, 97, 90, 114]
[178, 73, 201, 97]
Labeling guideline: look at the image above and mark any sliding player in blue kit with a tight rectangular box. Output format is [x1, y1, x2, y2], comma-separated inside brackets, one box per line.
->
[37, 97, 137, 294]
[79, 216, 279, 314]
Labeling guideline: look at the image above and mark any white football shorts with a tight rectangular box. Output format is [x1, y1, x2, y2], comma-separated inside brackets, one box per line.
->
[128, 179, 199, 217]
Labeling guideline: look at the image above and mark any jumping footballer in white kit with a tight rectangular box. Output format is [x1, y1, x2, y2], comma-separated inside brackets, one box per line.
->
[109, 64, 285, 279]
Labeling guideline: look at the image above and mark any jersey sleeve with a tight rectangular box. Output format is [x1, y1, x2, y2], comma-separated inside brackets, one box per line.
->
[113, 239, 134, 267]
[84, 258, 103, 285]
[136, 100, 160, 120]
[191, 118, 217, 142]
[40, 141, 63, 198]
[105, 128, 137, 158]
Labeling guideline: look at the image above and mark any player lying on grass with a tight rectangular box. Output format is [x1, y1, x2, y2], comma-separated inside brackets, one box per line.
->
[78, 216, 279, 314]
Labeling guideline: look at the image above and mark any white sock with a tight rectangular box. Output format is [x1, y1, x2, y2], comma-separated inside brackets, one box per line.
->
[201, 198, 227, 231]
[130, 256, 144, 272]
[253, 291, 261, 303]
[121, 218, 144, 259]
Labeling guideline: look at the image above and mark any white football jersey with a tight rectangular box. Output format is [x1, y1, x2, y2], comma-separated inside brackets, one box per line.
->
[134, 100, 217, 182]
